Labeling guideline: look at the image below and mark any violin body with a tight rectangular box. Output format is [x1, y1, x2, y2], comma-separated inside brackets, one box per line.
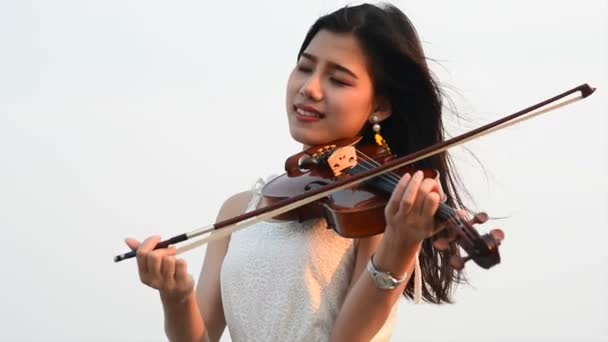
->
[263, 172, 388, 237]
[261, 137, 440, 238]
[261, 136, 504, 270]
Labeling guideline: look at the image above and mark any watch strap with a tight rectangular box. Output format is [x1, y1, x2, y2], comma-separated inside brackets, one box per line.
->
[367, 253, 407, 290]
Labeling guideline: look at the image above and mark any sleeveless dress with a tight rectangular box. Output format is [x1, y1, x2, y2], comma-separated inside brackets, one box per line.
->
[220, 176, 402, 341]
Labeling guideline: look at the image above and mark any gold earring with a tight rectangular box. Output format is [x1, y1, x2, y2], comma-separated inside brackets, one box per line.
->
[371, 115, 391, 154]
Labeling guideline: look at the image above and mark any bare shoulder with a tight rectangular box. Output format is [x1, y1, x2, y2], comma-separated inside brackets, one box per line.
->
[200, 190, 253, 260]
[196, 190, 253, 340]
[215, 190, 253, 222]
[201, 189, 253, 265]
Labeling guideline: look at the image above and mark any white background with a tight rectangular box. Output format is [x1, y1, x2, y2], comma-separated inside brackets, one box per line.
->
[1, 1, 606, 341]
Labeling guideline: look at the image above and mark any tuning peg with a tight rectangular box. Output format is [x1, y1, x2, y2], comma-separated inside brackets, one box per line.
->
[298, 155, 319, 170]
[449, 255, 471, 270]
[432, 238, 451, 251]
[471, 212, 489, 225]
[490, 229, 505, 242]
[478, 228, 505, 253]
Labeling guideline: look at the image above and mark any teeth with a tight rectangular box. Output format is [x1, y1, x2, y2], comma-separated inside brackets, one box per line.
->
[297, 108, 321, 117]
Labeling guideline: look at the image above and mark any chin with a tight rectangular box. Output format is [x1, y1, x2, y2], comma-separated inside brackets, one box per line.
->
[288, 129, 328, 148]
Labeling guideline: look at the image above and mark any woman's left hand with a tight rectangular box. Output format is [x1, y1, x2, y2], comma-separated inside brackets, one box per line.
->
[384, 170, 443, 246]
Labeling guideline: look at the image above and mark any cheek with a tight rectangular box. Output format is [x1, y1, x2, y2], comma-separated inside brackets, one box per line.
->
[286, 71, 300, 99]
[332, 90, 373, 126]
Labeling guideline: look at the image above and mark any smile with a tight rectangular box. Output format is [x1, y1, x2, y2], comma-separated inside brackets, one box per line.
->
[296, 108, 323, 118]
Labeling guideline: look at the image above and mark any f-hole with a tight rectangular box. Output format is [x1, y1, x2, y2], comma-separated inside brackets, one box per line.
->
[304, 180, 329, 191]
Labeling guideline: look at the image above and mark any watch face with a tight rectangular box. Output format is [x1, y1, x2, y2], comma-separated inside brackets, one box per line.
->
[368, 259, 400, 290]
[377, 274, 393, 289]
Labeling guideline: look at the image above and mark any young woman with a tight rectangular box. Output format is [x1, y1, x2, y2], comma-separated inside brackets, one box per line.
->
[126, 3, 476, 341]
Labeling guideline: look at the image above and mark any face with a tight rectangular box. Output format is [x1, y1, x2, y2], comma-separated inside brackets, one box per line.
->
[285, 30, 388, 148]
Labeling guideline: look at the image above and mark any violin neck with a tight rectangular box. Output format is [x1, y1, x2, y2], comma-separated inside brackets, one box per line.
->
[436, 202, 459, 223]
[355, 167, 459, 223]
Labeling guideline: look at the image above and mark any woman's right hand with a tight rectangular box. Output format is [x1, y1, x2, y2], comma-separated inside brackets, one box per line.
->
[125, 236, 195, 303]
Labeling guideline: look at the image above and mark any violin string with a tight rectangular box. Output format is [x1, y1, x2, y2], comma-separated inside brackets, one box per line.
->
[354, 150, 457, 224]
[354, 146, 460, 230]
[354, 150, 463, 230]
[354, 150, 401, 183]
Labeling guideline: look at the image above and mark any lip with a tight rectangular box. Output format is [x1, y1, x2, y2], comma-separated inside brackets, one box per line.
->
[293, 104, 325, 122]
[294, 104, 324, 115]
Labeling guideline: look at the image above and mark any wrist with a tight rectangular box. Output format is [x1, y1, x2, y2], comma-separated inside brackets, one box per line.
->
[160, 289, 195, 306]
[372, 231, 422, 279]
[382, 227, 423, 251]
[367, 253, 408, 290]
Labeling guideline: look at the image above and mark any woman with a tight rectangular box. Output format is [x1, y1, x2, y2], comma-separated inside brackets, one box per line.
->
[126, 3, 475, 341]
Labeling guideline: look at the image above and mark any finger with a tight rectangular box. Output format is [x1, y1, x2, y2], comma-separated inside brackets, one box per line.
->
[125, 237, 140, 251]
[386, 173, 411, 215]
[136, 236, 161, 275]
[398, 170, 424, 215]
[421, 191, 441, 221]
[147, 250, 164, 281]
[174, 259, 191, 284]
[161, 254, 177, 288]
[415, 178, 441, 216]
[139, 235, 162, 252]
[125, 237, 145, 278]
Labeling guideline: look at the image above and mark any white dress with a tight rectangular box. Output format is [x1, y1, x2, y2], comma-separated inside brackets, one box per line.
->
[220, 176, 400, 342]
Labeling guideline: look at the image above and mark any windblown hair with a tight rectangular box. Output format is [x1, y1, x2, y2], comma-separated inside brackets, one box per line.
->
[297, 3, 469, 303]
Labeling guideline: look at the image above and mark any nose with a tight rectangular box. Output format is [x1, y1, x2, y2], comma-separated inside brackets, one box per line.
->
[299, 74, 323, 101]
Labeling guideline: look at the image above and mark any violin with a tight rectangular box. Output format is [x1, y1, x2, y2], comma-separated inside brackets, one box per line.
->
[113, 83, 596, 272]
[261, 135, 503, 270]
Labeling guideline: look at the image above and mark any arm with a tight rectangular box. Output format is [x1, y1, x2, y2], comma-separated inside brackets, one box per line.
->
[331, 171, 439, 341]
[330, 232, 421, 342]
[193, 190, 253, 342]
[126, 235, 206, 342]
[138, 191, 252, 342]
[160, 291, 206, 342]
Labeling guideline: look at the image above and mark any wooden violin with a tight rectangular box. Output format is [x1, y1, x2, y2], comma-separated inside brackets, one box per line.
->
[260, 136, 503, 270]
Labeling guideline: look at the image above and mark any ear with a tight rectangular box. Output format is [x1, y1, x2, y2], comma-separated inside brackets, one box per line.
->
[370, 97, 391, 122]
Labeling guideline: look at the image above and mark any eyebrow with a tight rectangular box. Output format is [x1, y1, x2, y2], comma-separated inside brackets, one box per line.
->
[301, 52, 359, 80]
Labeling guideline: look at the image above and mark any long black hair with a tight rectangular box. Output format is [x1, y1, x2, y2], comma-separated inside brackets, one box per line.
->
[297, 3, 470, 304]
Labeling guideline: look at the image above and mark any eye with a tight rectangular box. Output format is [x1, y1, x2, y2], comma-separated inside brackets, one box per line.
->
[296, 65, 313, 73]
[330, 77, 350, 86]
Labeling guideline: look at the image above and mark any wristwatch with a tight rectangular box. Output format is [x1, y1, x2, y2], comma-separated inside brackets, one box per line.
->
[367, 254, 407, 290]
